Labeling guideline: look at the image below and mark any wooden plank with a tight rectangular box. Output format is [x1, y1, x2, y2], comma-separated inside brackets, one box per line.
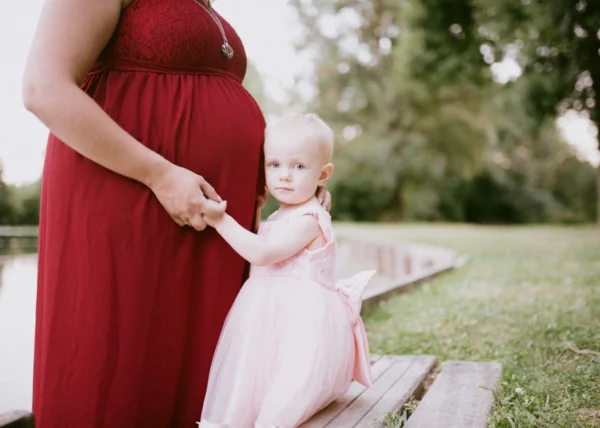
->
[0, 226, 38, 238]
[362, 261, 458, 312]
[355, 355, 437, 427]
[325, 356, 416, 427]
[300, 355, 396, 427]
[404, 361, 502, 428]
[388, 247, 396, 278]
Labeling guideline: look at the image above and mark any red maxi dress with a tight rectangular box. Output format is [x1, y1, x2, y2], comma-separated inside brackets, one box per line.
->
[32, 1, 265, 427]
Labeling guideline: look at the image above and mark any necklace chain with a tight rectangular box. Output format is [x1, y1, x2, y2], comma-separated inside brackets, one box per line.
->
[193, 0, 235, 59]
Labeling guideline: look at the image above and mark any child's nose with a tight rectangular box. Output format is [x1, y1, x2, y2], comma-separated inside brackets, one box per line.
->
[280, 170, 292, 181]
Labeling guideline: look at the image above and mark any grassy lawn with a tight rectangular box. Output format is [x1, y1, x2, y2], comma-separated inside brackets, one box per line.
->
[335, 223, 600, 428]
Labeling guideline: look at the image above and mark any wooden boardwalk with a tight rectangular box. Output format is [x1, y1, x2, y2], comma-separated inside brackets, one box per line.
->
[404, 361, 502, 428]
[302, 355, 501, 428]
[0, 355, 501, 428]
[335, 237, 466, 311]
[301, 355, 436, 427]
[0, 226, 38, 238]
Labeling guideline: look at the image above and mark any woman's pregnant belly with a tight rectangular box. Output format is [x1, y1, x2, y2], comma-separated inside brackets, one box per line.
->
[81, 70, 265, 217]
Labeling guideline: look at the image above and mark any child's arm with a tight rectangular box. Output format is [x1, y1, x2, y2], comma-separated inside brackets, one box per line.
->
[204, 202, 320, 266]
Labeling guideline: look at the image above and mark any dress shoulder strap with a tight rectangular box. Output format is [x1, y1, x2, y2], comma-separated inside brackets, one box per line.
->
[285, 205, 334, 245]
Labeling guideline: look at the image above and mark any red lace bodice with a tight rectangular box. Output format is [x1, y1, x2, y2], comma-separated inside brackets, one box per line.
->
[94, 0, 247, 80]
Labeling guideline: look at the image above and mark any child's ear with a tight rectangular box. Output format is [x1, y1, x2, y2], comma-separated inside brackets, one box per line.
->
[318, 163, 334, 186]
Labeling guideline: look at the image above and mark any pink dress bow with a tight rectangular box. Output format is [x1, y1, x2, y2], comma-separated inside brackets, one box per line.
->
[335, 270, 376, 387]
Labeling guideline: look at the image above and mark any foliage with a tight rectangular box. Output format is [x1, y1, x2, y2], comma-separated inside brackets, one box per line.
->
[475, 0, 600, 123]
[288, 0, 598, 224]
[0, 164, 40, 225]
[243, 61, 271, 113]
[474, 0, 600, 223]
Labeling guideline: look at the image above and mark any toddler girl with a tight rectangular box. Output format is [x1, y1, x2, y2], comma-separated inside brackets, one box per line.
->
[198, 113, 375, 428]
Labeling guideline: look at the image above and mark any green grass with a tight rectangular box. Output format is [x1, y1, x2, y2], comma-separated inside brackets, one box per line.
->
[335, 223, 600, 428]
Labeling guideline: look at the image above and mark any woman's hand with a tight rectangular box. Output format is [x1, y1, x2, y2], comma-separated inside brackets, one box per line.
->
[316, 186, 332, 212]
[256, 186, 268, 212]
[202, 200, 228, 229]
[148, 163, 225, 230]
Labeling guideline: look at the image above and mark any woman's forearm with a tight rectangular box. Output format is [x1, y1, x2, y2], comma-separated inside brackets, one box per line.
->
[23, 80, 169, 187]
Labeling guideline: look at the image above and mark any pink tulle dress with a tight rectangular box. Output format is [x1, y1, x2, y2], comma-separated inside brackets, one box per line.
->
[198, 205, 375, 428]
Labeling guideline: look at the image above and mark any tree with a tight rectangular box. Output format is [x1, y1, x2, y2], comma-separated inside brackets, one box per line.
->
[0, 165, 17, 224]
[290, 0, 498, 220]
[288, 0, 596, 223]
[475, 0, 600, 223]
[15, 180, 41, 225]
[243, 61, 271, 113]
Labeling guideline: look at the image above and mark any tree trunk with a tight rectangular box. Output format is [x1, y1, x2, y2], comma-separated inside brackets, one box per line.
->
[387, 184, 404, 221]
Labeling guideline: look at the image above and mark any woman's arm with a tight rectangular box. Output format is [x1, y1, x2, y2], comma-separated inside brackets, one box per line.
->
[23, 0, 164, 185]
[22, 0, 222, 229]
[204, 205, 320, 266]
[253, 186, 268, 233]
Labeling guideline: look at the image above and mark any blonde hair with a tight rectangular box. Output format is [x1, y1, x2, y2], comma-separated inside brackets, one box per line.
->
[266, 113, 335, 162]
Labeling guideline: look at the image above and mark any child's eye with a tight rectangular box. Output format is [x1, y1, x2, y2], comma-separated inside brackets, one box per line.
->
[295, 164, 305, 170]
[269, 162, 280, 168]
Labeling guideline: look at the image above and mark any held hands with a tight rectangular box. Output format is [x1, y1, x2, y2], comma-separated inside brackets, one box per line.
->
[199, 186, 330, 232]
[148, 163, 226, 231]
[202, 200, 228, 228]
[149, 162, 332, 231]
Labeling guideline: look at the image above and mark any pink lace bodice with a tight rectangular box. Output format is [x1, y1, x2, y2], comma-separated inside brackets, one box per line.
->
[250, 208, 337, 290]
[92, 0, 247, 79]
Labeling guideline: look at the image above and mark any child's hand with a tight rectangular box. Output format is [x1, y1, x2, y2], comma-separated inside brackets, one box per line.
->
[316, 186, 332, 212]
[256, 186, 268, 211]
[202, 200, 227, 228]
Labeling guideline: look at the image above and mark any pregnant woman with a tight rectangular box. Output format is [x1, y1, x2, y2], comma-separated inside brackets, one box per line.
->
[21, 0, 288, 426]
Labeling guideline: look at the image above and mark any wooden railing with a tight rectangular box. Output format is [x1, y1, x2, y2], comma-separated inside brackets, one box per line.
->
[0, 226, 38, 238]
[336, 235, 467, 310]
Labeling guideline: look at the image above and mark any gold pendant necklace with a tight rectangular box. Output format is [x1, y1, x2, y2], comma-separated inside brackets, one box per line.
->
[193, 0, 235, 59]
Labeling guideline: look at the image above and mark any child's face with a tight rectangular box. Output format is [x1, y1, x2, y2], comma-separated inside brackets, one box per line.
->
[264, 130, 332, 206]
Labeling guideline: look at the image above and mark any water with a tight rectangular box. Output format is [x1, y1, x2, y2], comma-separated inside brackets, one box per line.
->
[0, 250, 37, 413]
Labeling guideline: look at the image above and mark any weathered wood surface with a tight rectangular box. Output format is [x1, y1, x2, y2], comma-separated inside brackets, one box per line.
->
[301, 355, 437, 428]
[335, 237, 467, 311]
[0, 226, 38, 238]
[403, 361, 502, 428]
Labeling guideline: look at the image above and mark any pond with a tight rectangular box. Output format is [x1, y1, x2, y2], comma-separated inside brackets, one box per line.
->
[0, 244, 37, 414]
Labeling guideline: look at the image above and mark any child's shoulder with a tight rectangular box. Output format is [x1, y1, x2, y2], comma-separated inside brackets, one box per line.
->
[276, 203, 330, 223]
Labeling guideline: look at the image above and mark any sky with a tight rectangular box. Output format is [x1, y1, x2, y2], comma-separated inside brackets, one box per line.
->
[0, 0, 598, 185]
